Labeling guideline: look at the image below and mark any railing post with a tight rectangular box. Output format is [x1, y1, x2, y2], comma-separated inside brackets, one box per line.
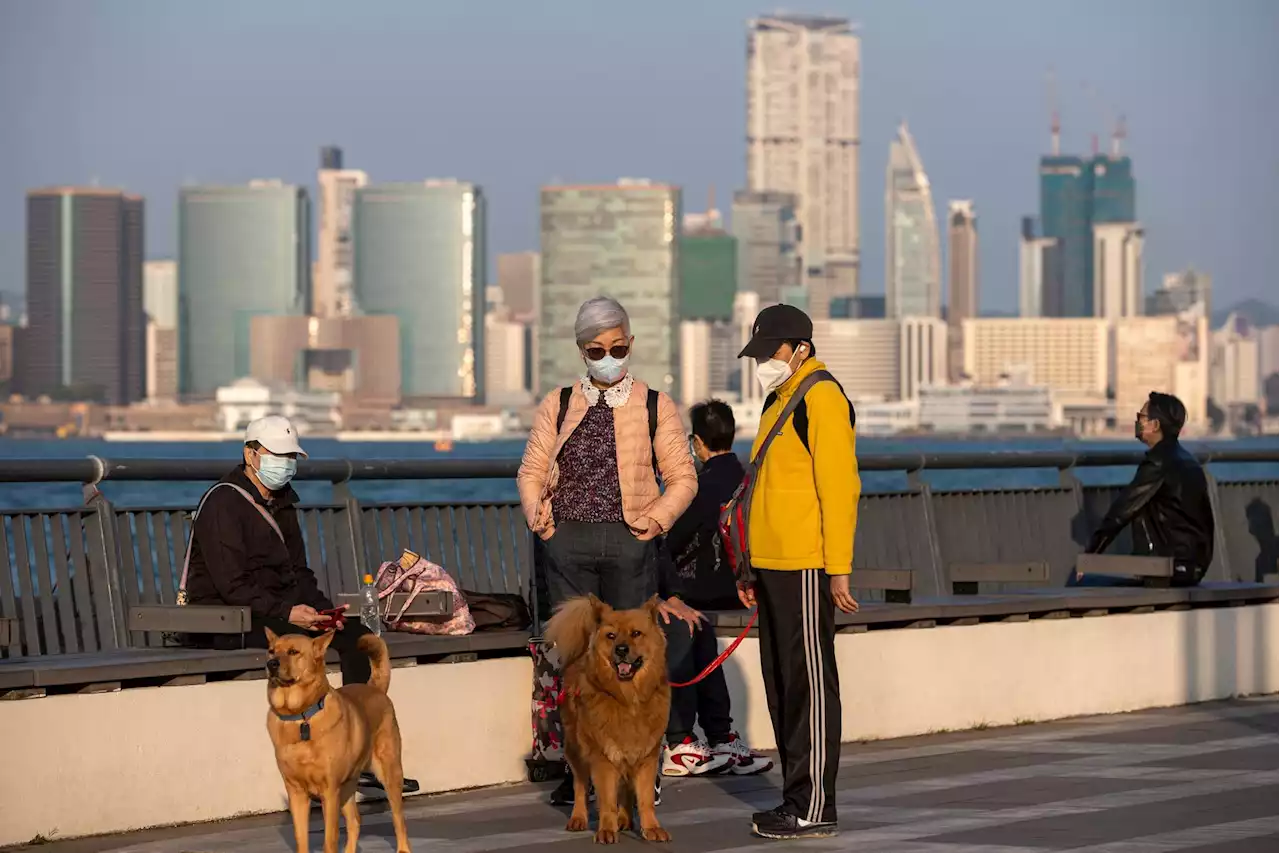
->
[1202, 468, 1234, 582]
[82, 486, 129, 651]
[905, 456, 943, 597]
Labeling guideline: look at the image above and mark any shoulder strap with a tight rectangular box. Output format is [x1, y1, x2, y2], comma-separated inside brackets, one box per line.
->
[647, 389, 659, 475]
[178, 482, 287, 597]
[750, 371, 829, 471]
[791, 370, 853, 455]
[555, 386, 573, 433]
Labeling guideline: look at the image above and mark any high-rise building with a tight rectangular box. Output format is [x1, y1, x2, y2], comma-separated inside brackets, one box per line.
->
[316, 147, 368, 318]
[1210, 313, 1262, 408]
[829, 294, 886, 319]
[1259, 325, 1279, 390]
[1147, 268, 1212, 319]
[964, 318, 1109, 396]
[1039, 130, 1137, 318]
[496, 252, 539, 320]
[679, 228, 736, 321]
[1116, 313, 1208, 431]
[485, 310, 530, 406]
[746, 15, 860, 314]
[680, 320, 712, 406]
[1018, 216, 1060, 318]
[250, 315, 401, 405]
[178, 181, 310, 397]
[813, 317, 947, 402]
[353, 181, 485, 402]
[731, 190, 800, 306]
[885, 122, 941, 319]
[735, 291, 763, 406]
[143, 259, 178, 401]
[1093, 222, 1143, 320]
[947, 200, 978, 381]
[22, 188, 146, 404]
[539, 181, 680, 397]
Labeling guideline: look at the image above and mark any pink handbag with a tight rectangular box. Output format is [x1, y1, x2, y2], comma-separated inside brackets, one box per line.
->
[373, 555, 475, 636]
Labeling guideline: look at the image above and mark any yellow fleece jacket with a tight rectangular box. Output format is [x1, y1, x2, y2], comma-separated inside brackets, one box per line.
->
[748, 358, 861, 575]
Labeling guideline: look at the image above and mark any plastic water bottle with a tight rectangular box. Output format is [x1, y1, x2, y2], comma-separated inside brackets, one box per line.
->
[360, 573, 381, 636]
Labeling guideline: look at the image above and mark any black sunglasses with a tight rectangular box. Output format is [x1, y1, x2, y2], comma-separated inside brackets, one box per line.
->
[583, 344, 630, 361]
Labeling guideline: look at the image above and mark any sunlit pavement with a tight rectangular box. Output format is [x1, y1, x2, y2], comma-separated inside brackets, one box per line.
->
[16, 697, 1277, 853]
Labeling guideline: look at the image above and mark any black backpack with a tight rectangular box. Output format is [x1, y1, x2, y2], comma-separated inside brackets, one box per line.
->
[556, 385, 661, 476]
[462, 590, 532, 632]
[761, 374, 856, 454]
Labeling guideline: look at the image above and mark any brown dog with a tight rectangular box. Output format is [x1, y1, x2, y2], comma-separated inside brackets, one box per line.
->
[545, 595, 672, 844]
[264, 629, 411, 853]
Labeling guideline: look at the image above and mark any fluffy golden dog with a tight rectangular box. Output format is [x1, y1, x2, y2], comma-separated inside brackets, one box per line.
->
[264, 629, 411, 853]
[545, 595, 672, 844]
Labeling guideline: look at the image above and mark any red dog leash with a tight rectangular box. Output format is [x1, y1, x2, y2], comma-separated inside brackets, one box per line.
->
[668, 608, 758, 689]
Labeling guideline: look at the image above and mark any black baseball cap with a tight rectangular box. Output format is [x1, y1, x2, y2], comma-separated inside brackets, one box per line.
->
[738, 304, 814, 359]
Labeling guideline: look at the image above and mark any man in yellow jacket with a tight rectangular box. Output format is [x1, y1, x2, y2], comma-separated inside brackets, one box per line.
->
[736, 304, 860, 840]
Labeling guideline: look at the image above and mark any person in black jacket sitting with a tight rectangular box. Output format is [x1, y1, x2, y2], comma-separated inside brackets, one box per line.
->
[1074, 392, 1216, 587]
[184, 416, 419, 796]
[660, 400, 773, 777]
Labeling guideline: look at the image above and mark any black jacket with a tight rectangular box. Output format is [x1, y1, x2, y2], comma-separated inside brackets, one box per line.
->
[664, 453, 747, 610]
[1089, 438, 1215, 571]
[185, 467, 332, 620]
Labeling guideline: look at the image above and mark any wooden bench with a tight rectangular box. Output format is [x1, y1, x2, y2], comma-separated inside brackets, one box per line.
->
[950, 561, 1050, 595]
[1075, 554, 1174, 587]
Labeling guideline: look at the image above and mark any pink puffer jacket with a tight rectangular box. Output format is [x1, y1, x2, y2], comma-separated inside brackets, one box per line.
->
[517, 378, 697, 540]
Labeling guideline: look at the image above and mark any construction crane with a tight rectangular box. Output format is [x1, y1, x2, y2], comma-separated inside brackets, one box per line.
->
[1046, 67, 1060, 155]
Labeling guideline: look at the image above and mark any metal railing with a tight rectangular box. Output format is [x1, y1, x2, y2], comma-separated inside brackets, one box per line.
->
[0, 448, 1275, 660]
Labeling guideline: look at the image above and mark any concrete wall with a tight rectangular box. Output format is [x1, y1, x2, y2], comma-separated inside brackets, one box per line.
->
[1, 605, 1275, 846]
[0, 657, 533, 847]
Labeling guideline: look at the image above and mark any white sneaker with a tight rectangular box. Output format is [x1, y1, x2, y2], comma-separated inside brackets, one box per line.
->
[661, 736, 733, 777]
[713, 732, 774, 775]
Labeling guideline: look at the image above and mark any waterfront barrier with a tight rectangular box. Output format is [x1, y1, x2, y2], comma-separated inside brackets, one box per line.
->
[0, 449, 1274, 845]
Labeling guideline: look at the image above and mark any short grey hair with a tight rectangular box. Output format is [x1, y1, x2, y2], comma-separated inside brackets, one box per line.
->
[574, 297, 630, 345]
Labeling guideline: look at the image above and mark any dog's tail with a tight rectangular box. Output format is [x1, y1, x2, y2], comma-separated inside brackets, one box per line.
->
[357, 633, 392, 694]
[544, 595, 602, 668]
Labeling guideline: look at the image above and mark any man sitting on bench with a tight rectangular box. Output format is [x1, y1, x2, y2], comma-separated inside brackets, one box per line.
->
[184, 415, 418, 796]
[1074, 392, 1215, 588]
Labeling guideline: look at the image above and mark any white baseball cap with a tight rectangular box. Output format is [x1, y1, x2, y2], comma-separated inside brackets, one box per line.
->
[244, 415, 308, 458]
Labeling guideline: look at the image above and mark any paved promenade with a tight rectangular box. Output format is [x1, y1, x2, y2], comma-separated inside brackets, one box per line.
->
[17, 697, 1277, 853]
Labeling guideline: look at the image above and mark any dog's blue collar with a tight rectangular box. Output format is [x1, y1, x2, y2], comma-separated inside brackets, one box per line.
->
[275, 696, 325, 741]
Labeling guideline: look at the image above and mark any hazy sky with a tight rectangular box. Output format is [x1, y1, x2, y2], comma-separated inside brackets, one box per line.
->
[1, 0, 1276, 313]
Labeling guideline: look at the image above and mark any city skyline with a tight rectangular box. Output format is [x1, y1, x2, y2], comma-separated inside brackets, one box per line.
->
[1, 0, 1275, 316]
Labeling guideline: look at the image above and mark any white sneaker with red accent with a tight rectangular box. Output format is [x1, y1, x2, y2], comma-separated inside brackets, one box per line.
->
[661, 736, 733, 777]
[713, 732, 774, 775]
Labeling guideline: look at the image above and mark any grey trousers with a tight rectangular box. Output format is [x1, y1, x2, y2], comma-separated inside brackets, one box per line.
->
[543, 521, 659, 610]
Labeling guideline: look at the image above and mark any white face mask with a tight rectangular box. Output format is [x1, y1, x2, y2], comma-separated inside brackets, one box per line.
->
[755, 346, 803, 394]
[586, 353, 629, 385]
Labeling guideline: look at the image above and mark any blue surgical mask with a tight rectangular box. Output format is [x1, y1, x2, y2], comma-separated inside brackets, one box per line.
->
[586, 353, 630, 385]
[256, 454, 297, 491]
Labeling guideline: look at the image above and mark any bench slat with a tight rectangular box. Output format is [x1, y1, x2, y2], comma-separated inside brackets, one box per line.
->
[128, 605, 252, 635]
[336, 590, 453, 618]
[951, 561, 1050, 594]
[1076, 554, 1174, 578]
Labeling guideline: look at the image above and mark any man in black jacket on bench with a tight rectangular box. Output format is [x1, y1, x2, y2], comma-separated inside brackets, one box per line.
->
[1075, 392, 1216, 587]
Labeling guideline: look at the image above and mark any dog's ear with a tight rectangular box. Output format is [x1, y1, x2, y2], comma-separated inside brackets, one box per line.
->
[312, 630, 337, 659]
[588, 593, 610, 621]
[644, 596, 664, 625]
[263, 627, 279, 648]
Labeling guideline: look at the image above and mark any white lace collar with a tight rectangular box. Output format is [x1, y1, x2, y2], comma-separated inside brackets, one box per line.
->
[579, 373, 635, 408]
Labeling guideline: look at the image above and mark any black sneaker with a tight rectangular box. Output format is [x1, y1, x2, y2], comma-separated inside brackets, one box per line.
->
[357, 772, 421, 800]
[549, 775, 596, 806]
[751, 806, 837, 840]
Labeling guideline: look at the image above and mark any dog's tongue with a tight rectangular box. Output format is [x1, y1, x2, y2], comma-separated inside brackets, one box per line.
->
[618, 661, 633, 677]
